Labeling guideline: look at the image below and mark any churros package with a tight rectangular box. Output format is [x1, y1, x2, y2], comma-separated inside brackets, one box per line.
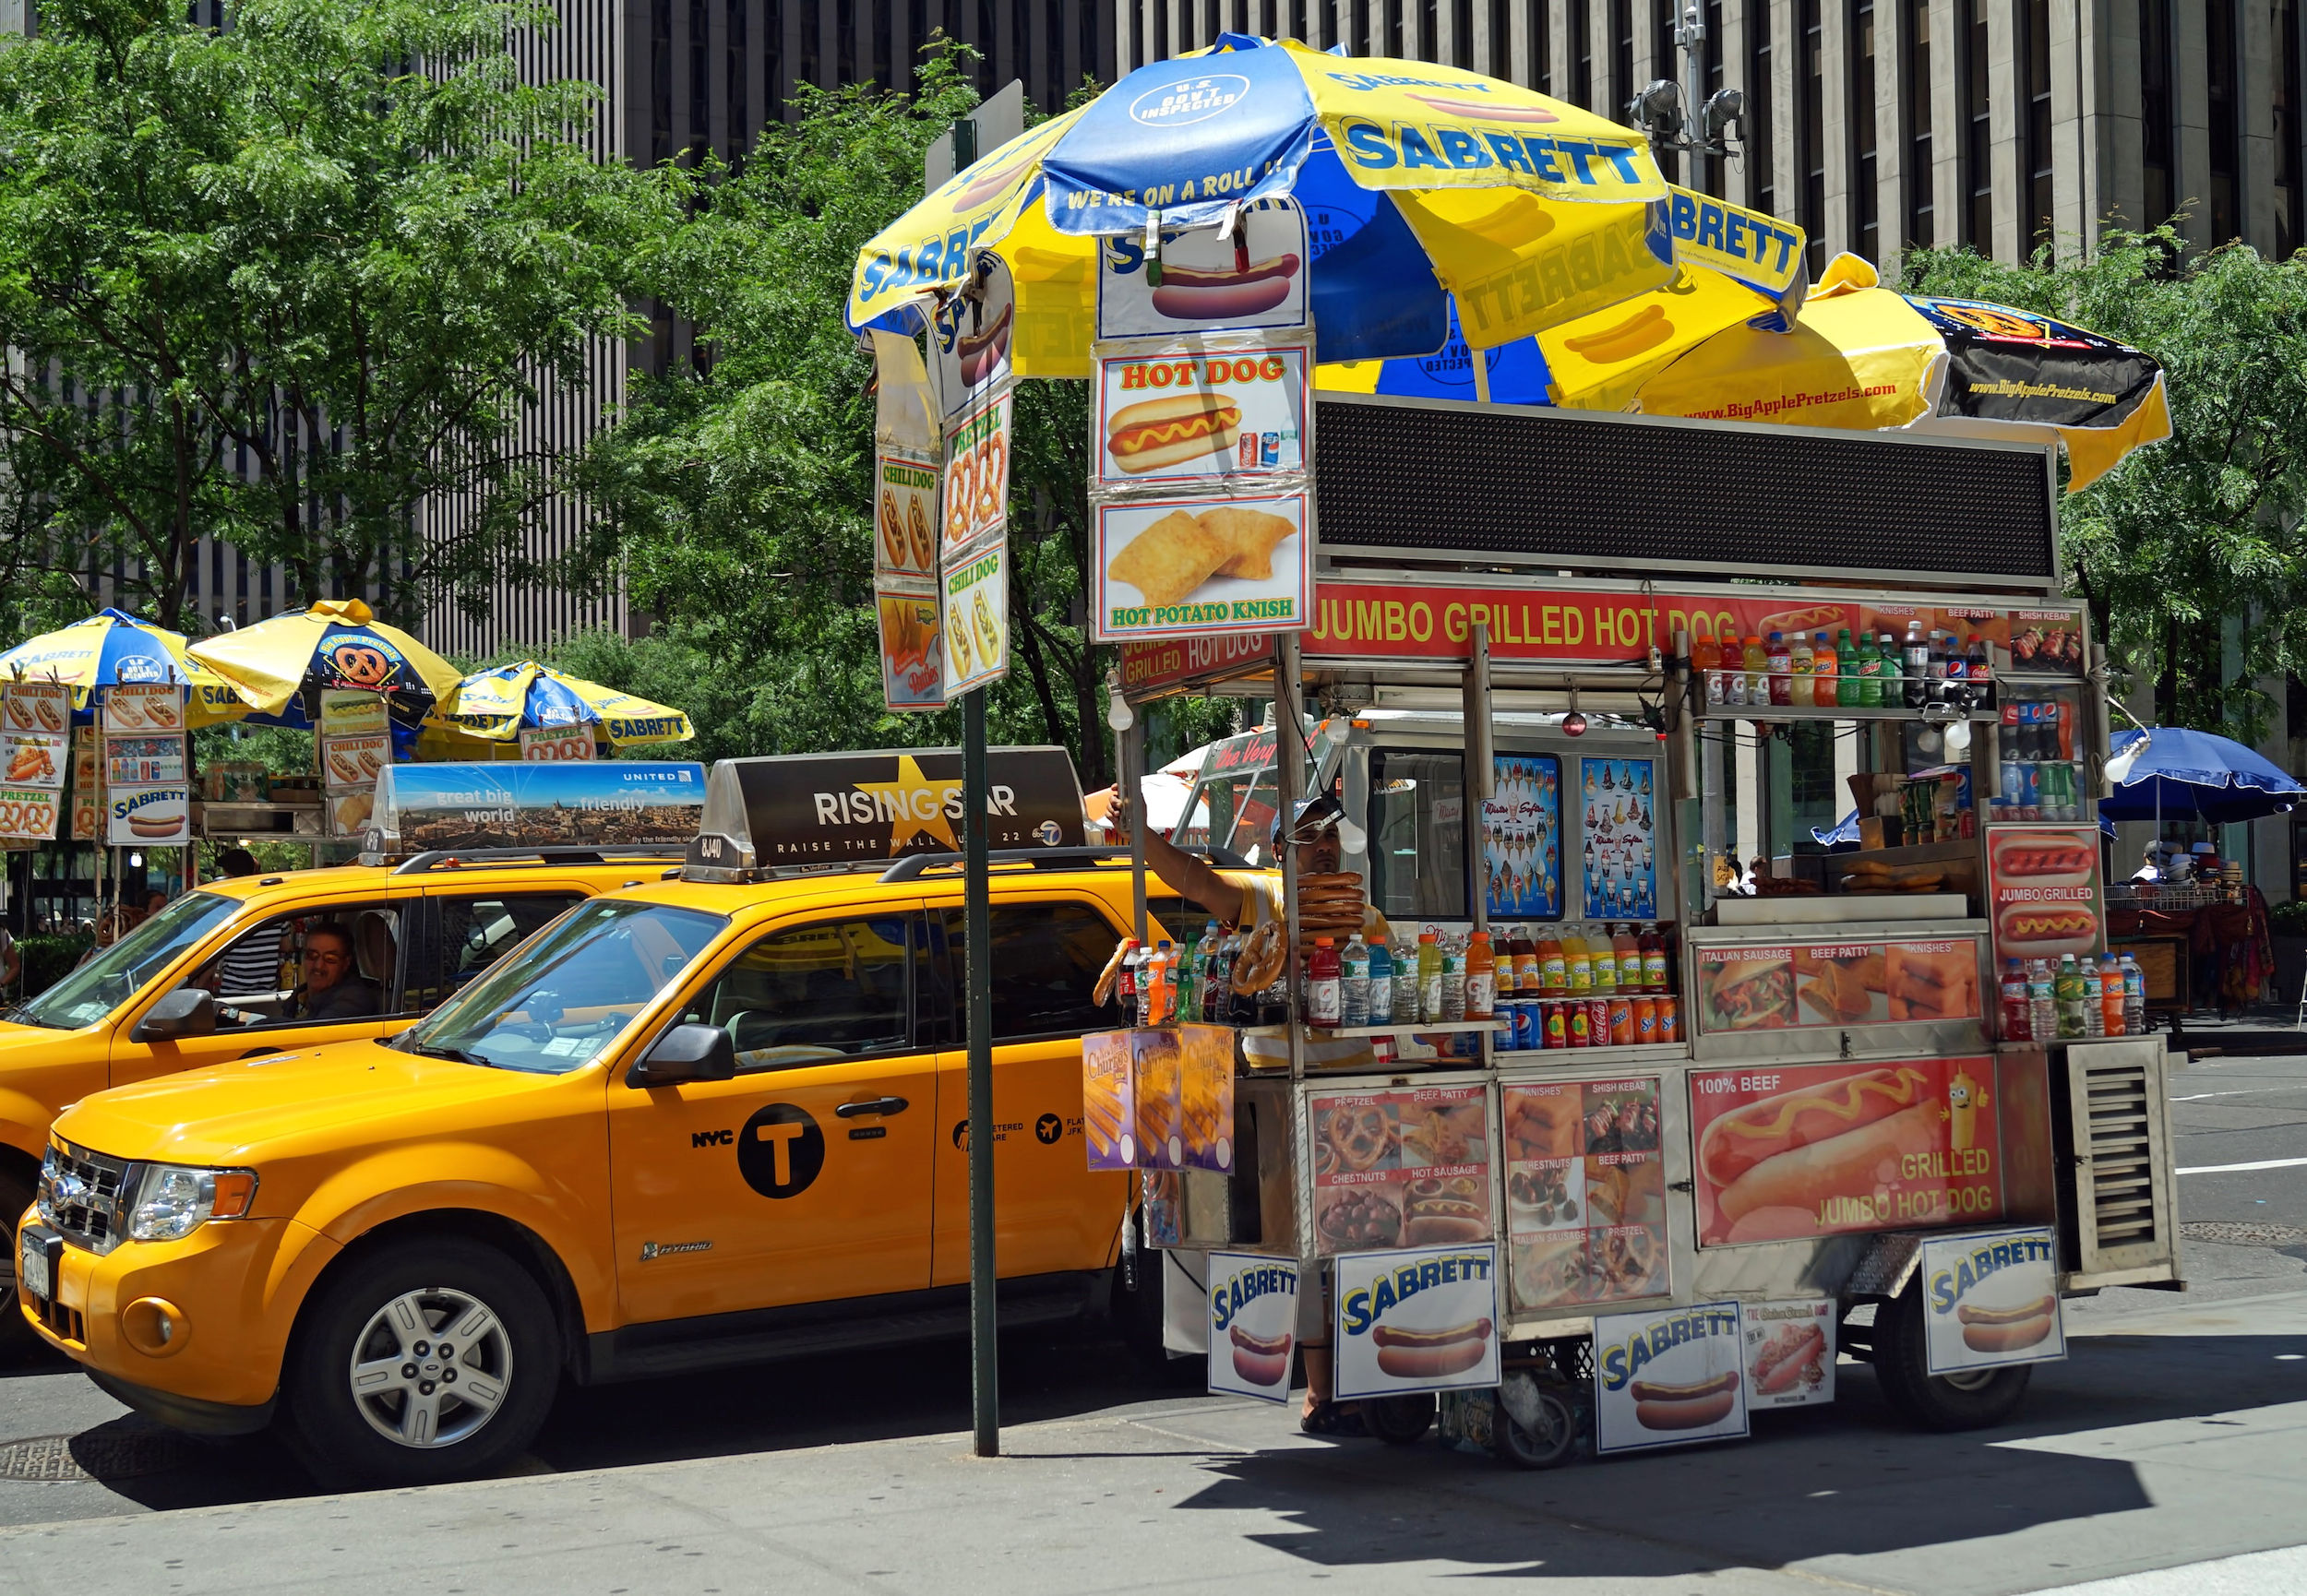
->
[1082, 1030, 1138, 1170]
[1178, 1023, 1236, 1173]
[1132, 1028, 1187, 1170]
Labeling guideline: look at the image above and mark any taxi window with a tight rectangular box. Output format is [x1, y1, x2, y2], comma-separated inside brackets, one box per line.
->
[678, 916, 914, 1070]
[941, 903, 1115, 1042]
[405, 892, 586, 1011]
[11, 891, 240, 1030]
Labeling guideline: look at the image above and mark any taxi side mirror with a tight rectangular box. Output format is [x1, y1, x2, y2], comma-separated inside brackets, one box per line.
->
[134, 987, 217, 1042]
[626, 1022, 736, 1088]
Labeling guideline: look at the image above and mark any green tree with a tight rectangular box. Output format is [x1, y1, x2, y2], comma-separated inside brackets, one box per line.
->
[1905, 230, 2307, 737]
[0, 0, 676, 634]
[574, 47, 1119, 784]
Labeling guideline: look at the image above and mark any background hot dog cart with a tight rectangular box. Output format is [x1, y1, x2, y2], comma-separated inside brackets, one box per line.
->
[1112, 395, 2181, 1466]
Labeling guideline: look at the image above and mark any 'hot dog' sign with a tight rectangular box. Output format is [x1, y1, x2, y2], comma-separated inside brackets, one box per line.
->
[1593, 1301, 1749, 1455]
[1331, 1243, 1500, 1401]
[1919, 1227, 2064, 1376]
[1207, 1252, 1299, 1404]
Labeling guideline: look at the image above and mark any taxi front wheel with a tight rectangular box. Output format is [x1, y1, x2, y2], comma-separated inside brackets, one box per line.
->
[282, 1237, 559, 1488]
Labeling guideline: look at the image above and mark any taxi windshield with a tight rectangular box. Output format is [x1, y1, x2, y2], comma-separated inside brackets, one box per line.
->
[399, 899, 725, 1075]
[9, 891, 244, 1031]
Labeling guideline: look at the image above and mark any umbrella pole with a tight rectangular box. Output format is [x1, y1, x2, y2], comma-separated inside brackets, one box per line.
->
[962, 685, 998, 1459]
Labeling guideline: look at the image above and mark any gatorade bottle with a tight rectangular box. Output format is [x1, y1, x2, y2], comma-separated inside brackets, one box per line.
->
[2100, 955, 2126, 1037]
[2055, 954, 2085, 1039]
[2001, 959, 2030, 1042]
[1725, 637, 1749, 706]
[1539, 928, 1567, 995]
[1367, 935, 1394, 1024]
[1565, 928, 1595, 995]
[1465, 932, 1497, 1019]
[1341, 935, 1371, 1026]
[1767, 631, 1793, 705]
[1308, 937, 1342, 1027]
[1836, 628, 1860, 706]
[1742, 636, 1768, 707]
[1811, 632, 1839, 707]
[1416, 930, 1443, 1024]
[1699, 636, 1726, 706]
[1440, 933, 1467, 1021]
[1856, 633, 1883, 708]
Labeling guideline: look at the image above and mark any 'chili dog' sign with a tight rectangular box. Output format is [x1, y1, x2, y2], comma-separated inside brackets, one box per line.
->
[1687, 1056, 2004, 1247]
[1593, 1300, 1748, 1455]
[1919, 1227, 2064, 1376]
[1206, 1251, 1299, 1404]
[1332, 1243, 1500, 1401]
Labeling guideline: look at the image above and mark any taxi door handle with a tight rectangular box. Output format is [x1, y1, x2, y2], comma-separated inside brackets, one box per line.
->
[837, 1096, 909, 1118]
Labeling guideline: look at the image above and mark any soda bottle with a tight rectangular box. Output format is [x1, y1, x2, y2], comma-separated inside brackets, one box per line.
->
[1790, 632, 1814, 699]
[1341, 935, 1371, 1026]
[1118, 937, 1142, 1019]
[1640, 925, 1667, 992]
[1811, 632, 1839, 706]
[2055, 954, 2085, 1040]
[1464, 931, 1497, 1019]
[1309, 936, 1342, 1027]
[1202, 929, 1233, 1021]
[1767, 631, 1793, 705]
[1926, 630, 1950, 705]
[2027, 959, 2056, 1042]
[1416, 930, 1442, 1025]
[1903, 620, 1929, 709]
[1440, 933, 1467, 1021]
[2001, 958, 2030, 1042]
[1539, 928, 1567, 995]
[2100, 955, 2126, 1037]
[1142, 940, 1170, 1025]
[1836, 628, 1860, 706]
[2078, 957, 2103, 1038]
[1366, 936, 1394, 1024]
[1564, 927, 1594, 994]
[2122, 955, 2145, 1033]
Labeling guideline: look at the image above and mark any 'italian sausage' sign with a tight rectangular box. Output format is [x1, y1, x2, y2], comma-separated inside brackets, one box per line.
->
[1331, 1242, 1500, 1401]
[1593, 1300, 1749, 1455]
[1206, 1251, 1298, 1404]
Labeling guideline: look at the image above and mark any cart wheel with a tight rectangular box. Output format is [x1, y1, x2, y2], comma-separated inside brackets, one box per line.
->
[1872, 1280, 2033, 1431]
[1362, 1392, 1436, 1446]
[1491, 1372, 1579, 1471]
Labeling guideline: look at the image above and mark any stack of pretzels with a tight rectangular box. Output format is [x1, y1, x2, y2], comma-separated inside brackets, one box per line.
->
[1294, 871, 1367, 959]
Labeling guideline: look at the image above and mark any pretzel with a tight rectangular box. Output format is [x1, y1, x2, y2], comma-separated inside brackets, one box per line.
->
[1328, 1105, 1392, 1172]
[1094, 939, 1129, 1007]
[1232, 920, 1288, 994]
[1297, 873, 1364, 889]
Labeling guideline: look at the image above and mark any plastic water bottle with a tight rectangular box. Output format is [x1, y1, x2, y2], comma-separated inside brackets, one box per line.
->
[1340, 935, 1371, 1027]
[1440, 933, 1467, 1022]
[2027, 959, 2056, 1042]
[1368, 936, 1394, 1024]
[2079, 957, 2104, 1038]
[2122, 954, 2146, 1034]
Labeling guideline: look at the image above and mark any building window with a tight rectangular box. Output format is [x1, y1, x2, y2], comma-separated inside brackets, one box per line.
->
[2139, 0, 2172, 228]
[1851, 0, 1877, 263]
[1154, 0, 1169, 60]
[2022, 0, 2050, 253]
[1748, 0, 1773, 213]
[975, 0, 994, 86]
[1906, 0, 1931, 248]
[651, 0, 673, 163]
[1801, 0, 1823, 275]
[689, 0, 710, 157]
[1044, 0, 1063, 105]
[876, 0, 894, 89]
[1452, 0, 1470, 67]
[1572, 0, 1592, 108]
[1703, 0, 1724, 196]
[2280, 0, 2303, 256]
[1611, 0, 1632, 116]
[1655, 8, 1679, 183]
[796, 0, 819, 90]
[1349, 0, 1366, 54]
[1536, 0, 1552, 92]
[1488, 0, 1509, 77]
[1961, 0, 1989, 250]
[1387, 0, 1403, 58]
[2207, 0, 2240, 242]
[728, 0, 748, 157]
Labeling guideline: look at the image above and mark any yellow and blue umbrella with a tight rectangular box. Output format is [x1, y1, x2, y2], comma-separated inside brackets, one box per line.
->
[0, 608, 245, 725]
[434, 662, 694, 748]
[849, 37, 1805, 366]
[186, 598, 462, 735]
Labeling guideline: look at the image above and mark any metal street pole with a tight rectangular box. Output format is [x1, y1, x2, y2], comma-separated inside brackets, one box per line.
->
[963, 686, 998, 1456]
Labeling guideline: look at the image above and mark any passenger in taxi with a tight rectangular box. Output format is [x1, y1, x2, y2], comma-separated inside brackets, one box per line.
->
[294, 924, 382, 1022]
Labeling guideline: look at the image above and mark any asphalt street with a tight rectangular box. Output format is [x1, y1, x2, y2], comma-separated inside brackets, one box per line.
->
[0, 1051, 2297, 1591]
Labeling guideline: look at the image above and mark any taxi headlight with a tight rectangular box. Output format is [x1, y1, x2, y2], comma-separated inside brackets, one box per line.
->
[127, 1165, 258, 1243]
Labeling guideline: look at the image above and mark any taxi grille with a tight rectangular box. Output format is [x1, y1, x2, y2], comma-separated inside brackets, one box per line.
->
[40, 1141, 134, 1255]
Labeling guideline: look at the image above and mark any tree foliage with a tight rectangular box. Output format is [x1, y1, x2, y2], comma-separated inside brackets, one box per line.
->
[1905, 231, 2307, 737]
[573, 47, 1118, 784]
[0, 0, 675, 632]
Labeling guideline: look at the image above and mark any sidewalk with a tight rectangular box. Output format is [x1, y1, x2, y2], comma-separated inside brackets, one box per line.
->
[1, 1293, 2303, 1596]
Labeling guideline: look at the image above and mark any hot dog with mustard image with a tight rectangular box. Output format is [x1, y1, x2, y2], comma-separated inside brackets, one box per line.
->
[1106, 394, 1242, 474]
[1700, 1066, 1942, 1224]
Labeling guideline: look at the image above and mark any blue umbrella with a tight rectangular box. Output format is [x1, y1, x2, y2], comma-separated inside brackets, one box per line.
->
[2101, 727, 2304, 824]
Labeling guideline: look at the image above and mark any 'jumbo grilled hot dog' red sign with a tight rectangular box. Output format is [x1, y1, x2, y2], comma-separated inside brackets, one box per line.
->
[1687, 1056, 2003, 1247]
[1986, 824, 2104, 967]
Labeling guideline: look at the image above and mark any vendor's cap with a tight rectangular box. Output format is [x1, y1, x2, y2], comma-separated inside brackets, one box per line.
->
[1274, 792, 1346, 846]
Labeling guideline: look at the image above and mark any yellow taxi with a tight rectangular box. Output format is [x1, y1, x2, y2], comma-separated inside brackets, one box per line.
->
[18, 750, 1195, 1486]
[0, 840, 699, 1354]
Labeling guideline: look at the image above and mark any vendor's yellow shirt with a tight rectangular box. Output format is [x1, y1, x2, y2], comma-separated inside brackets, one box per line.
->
[1216, 870, 1393, 1071]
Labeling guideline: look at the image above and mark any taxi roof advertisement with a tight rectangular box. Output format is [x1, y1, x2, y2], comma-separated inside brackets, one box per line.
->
[687, 746, 1086, 873]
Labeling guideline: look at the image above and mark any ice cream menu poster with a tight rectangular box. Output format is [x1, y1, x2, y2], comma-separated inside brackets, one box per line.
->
[1500, 1078, 1669, 1312]
[1579, 757, 1657, 920]
[1484, 754, 1562, 920]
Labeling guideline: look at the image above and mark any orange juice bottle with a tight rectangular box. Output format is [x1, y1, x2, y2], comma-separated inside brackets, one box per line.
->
[1564, 927, 1594, 994]
[1538, 929, 1566, 994]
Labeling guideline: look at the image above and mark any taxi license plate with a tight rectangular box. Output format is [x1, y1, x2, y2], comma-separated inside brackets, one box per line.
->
[18, 1230, 52, 1304]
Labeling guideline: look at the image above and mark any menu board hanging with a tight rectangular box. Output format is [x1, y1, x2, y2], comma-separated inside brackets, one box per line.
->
[0, 786, 60, 843]
[940, 390, 1011, 560]
[1092, 342, 1310, 488]
[1082, 1026, 1235, 1173]
[1500, 1077, 1667, 1312]
[875, 588, 947, 712]
[940, 536, 1011, 696]
[1095, 201, 1310, 340]
[0, 730, 66, 791]
[1986, 826, 2103, 965]
[1688, 1055, 2002, 1246]
[1484, 754, 1562, 920]
[873, 450, 939, 581]
[1094, 489, 1309, 642]
[1578, 756, 1656, 919]
[1307, 1083, 1491, 1257]
[518, 725, 594, 761]
[1693, 938, 1983, 1031]
[68, 729, 101, 840]
[102, 735, 187, 787]
[102, 684, 183, 732]
[1, 681, 68, 736]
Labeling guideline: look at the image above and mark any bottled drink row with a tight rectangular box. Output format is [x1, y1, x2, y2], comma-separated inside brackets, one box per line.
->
[1994, 698, 2085, 823]
[1699, 623, 1994, 711]
[1999, 953, 2145, 1042]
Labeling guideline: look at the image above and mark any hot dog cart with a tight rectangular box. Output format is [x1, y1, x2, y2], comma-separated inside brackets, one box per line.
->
[1105, 395, 2181, 1467]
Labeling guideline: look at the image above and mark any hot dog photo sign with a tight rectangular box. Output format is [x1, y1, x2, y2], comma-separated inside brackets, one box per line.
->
[1986, 825, 2104, 965]
[1093, 342, 1309, 487]
[1095, 200, 1309, 339]
[1594, 1301, 1749, 1454]
[1743, 1298, 1835, 1410]
[1333, 1243, 1500, 1401]
[1207, 1252, 1299, 1404]
[1919, 1227, 2064, 1376]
